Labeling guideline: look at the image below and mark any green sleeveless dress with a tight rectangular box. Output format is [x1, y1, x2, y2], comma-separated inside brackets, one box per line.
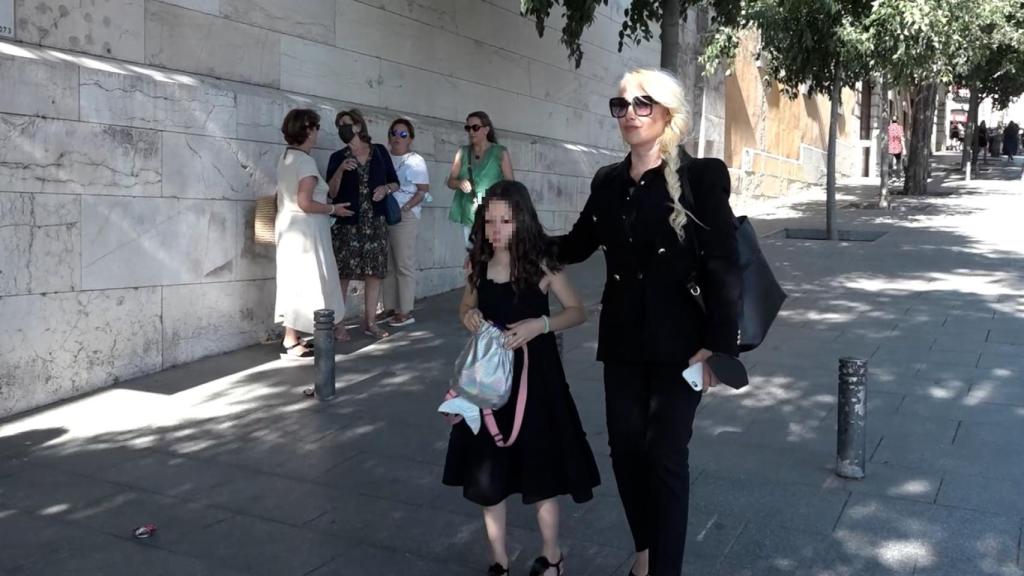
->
[448, 143, 506, 226]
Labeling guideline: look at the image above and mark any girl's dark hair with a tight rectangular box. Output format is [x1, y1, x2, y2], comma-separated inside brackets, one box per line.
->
[467, 180, 560, 295]
[389, 118, 415, 139]
[467, 111, 498, 143]
[336, 109, 371, 143]
[281, 109, 320, 145]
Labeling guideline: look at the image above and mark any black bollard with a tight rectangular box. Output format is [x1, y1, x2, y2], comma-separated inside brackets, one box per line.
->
[313, 309, 336, 401]
[836, 357, 867, 479]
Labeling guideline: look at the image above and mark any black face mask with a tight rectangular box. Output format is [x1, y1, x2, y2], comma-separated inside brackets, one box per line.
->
[339, 125, 356, 144]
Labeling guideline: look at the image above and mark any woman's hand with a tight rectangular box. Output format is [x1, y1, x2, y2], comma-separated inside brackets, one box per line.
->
[372, 185, 390, 202]
[332, 202, 354, 217]
[341, 157, 358, 172]
[688, 348, 720, 392]
[458, 179, 473, 194]
[461, 308, 484, 332]
[504, 318, 544, 350]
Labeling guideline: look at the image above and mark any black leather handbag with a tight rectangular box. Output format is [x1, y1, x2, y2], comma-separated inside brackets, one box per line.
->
[680, 158, 786, 353]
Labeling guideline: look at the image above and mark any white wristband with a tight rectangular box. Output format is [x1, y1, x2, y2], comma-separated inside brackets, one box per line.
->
[542, 315, 550, 334]
[328, 204, 335, 216]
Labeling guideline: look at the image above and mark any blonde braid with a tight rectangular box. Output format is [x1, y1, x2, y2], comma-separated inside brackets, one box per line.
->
[661, 113, 690, 242]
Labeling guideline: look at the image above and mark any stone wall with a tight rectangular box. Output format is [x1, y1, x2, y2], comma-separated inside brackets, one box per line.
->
[0, 0, 670, 417]
[724, 31, 868, 197]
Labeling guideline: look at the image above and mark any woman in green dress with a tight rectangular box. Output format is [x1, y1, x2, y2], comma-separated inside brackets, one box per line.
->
[446, 111, 515, 246]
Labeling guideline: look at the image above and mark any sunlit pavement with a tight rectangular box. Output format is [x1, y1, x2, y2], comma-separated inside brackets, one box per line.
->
[2, 152, 1022, 575]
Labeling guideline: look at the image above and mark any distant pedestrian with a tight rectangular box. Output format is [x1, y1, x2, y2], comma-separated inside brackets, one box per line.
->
[978, 121, 989, 162]
[1003, 121, 1019, 161]
[447, 111, 515, 248]
[888, 118, 905, 177]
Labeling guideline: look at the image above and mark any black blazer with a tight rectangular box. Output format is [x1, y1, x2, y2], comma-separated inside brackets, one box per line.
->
[326, 143, 399, 225]
[555, 154, 741, 364]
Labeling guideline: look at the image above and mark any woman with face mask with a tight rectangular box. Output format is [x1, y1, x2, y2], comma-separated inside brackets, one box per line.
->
[446, 111, 515, 247]
[555, 69, 741, 576]
[326, 109, 401, 340]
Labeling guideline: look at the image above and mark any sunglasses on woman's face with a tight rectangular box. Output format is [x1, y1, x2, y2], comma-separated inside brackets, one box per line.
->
[609, 96, 658, 118]
[389, 129, 410, 138]
[308, 123, 320, 131]
[464, 124, 485, 133]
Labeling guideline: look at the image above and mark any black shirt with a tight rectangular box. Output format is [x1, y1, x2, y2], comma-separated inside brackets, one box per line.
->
[555, 153, 741, 364]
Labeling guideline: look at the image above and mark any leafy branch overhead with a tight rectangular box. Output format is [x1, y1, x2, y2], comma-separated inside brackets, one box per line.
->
[520, 0, 734, 68]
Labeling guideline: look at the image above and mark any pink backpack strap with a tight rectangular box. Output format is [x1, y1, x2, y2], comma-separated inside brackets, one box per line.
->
[483, 347, 528, 448]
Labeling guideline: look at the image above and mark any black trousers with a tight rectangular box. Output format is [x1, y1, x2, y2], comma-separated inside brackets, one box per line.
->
[604, 362, 702, 576]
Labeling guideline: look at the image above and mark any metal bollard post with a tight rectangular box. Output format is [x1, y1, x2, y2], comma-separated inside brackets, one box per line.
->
[313, 309, 336, 401]
[836, 357, 867, 479]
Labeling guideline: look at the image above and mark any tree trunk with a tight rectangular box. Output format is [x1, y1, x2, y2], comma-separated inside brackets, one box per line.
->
[660, 0, 681, 71]
[878, 75, 890, 209]
[826, 65, 842, 240]
[904, 82, 938, 196]
[961, 86, 981, 177]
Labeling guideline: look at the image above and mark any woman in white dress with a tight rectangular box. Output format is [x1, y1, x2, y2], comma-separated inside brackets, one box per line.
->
[274, 109, 353, 358]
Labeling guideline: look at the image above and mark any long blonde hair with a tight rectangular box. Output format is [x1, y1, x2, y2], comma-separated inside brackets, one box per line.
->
[619, 68, 696, 241]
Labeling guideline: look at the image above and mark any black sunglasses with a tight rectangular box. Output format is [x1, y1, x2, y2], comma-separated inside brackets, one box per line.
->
[308, 123, 321, 131]
[464, 124, 485, 133]
[389, 129, 410, 138]
[609, 96, 658, 118]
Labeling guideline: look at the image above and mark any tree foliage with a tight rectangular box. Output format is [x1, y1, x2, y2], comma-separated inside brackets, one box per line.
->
[519, 0, 741, 68]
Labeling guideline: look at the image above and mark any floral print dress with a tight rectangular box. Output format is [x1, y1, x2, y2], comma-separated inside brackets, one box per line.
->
[332, 160, 389, 279]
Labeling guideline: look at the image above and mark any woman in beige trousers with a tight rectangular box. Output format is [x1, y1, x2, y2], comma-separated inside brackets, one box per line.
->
[382, 118, 430, 326]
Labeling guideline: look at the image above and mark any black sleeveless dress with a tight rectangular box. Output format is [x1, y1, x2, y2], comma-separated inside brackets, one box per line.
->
[442, 274, 601, 506]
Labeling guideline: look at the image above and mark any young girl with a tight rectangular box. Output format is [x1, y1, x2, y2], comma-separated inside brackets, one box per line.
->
[442, 180, 600, 576]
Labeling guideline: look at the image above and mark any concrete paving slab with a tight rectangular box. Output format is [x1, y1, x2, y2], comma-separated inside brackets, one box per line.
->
[689, 472, 850, 535]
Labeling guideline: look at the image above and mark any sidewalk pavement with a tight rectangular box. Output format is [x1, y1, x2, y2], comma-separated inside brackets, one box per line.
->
[2, 152, 1023, 576]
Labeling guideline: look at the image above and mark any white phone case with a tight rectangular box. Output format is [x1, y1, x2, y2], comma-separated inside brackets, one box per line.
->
[682, 363, 703, 392]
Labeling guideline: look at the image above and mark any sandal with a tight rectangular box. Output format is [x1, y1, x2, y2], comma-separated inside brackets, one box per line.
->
[528, 554, 564, 576]
[388, 314, 415, 327]
[280, 341, 312, 359]
[363, 325, 389, 340]
[487, 563, 509, 576]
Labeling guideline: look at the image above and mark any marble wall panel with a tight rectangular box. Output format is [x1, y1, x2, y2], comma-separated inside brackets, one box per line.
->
[0, 193, 80, 296]
[15, 0, 144, 61]
[162, 133, 282, 200]
[0, 53, 78, 119]
[0, 114, 161, 196]
[80, 68, 237, 137]
[334, 0, 530, 95]
[279, 36, 380, 105]
[158, 0, 218, 14]
[0, 287, 162, 418]
[161, 279, 275, 368]
[379, 60, 619, 149]
[221, 0, 334, 45]
[516, 171, 579, 212]
[145, 1, 281, 87]
[360, 0, 457, 31]
[81, 196, 239, 289]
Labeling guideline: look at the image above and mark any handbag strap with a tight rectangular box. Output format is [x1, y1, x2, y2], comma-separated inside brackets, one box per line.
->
[482, 346, 528, 448]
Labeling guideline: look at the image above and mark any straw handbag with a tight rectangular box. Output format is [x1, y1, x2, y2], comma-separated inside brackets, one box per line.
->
[254, 194, 277, 245]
